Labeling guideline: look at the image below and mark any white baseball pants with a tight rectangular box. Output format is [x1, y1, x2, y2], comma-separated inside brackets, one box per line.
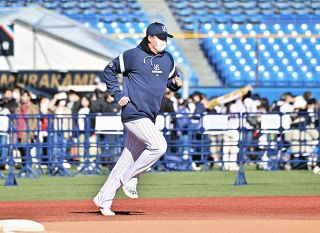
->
[97, 117, 167, 203]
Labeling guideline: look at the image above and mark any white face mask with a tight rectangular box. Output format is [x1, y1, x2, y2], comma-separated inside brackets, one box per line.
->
[155, 37, 167, 52]
[40, 104, 49, 113]
[12, 91, 20, 100]
[59, 100, 67, 106]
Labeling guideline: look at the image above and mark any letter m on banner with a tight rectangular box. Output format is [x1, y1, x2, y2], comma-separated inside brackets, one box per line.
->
[0, 24, 14, 56]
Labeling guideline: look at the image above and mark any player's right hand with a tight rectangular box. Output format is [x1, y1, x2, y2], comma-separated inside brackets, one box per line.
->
[118, 96, 130, 106]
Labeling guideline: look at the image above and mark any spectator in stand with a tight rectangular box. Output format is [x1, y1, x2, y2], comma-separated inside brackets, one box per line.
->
[223, 97, 246, 171]
[285, 96, 319, 170]
[0, 95, 10, 170]
[67, 90, 81, 113]
[160, 89, 175, 113]
[91, 88, 113, 113]
[189, 91, 206, 170]
[12, 87, 22, 104]
[160, 89, 176, 163]
[78, 95, 91, 132]
[16, 90, 40, 169]
[279, 92, 295, 113]
[3, 89, 13, 105]
[77, 95, 98, 168]
[39, 96, 52, 166]
[49, 92, 73, 168]
[105, 92, 120, 113]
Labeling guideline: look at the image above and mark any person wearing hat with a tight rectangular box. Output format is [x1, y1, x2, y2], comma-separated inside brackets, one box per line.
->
[94, 22, 182, 215]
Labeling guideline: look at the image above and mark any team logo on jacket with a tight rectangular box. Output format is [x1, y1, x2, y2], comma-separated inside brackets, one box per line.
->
[152, 64, 162, 74]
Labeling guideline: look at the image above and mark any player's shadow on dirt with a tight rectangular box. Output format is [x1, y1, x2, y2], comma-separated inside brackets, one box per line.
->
[71, 211, 145, 216]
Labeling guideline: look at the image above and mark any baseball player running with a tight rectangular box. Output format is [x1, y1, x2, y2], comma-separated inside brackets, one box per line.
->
[94, 22, 183, 216]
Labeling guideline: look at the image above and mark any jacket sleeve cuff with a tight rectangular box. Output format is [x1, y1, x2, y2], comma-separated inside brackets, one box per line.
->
[114, 93, 124, 103]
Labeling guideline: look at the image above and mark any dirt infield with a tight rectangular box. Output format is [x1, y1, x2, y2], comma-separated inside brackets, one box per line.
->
[1, 196, 320, 233]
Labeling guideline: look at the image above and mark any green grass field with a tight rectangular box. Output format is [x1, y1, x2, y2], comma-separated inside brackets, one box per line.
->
[1, 168, 320, 202]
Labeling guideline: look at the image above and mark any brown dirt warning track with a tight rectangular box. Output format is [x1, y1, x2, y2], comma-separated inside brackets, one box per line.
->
[1, 196, 320, 233]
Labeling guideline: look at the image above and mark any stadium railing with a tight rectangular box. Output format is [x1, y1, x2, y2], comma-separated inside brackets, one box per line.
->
[0, 112, 319, 179]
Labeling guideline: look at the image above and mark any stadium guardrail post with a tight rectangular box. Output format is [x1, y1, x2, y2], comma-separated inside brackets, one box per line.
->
[5, 114, 17, 186]
[234, 113, 248, 186]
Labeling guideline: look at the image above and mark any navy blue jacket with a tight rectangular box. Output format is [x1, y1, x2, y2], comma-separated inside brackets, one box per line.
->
[103, 38, 181, 123]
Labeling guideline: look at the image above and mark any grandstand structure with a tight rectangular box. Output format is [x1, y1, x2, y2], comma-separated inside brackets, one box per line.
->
[0, 0, 319, 88]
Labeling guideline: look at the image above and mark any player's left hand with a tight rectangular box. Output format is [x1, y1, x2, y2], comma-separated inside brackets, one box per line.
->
[172, 76, 183, 87]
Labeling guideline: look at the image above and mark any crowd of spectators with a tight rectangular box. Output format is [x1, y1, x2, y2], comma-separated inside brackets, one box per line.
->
[0, 86, 319, 173]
